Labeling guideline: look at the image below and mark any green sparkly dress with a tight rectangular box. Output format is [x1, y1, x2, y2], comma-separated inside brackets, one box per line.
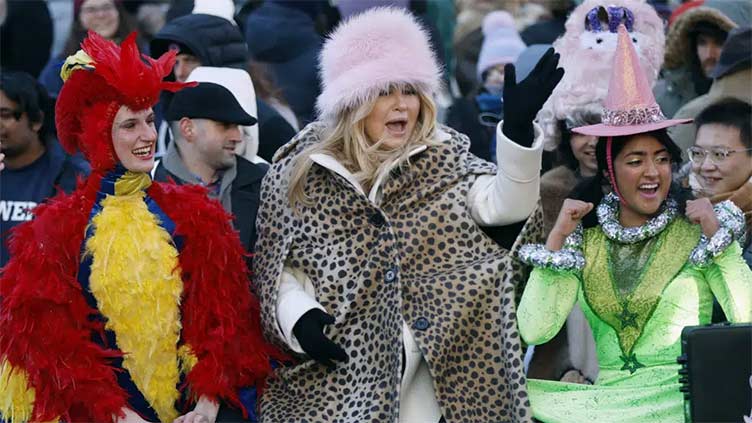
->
[518, 217, 752, 423]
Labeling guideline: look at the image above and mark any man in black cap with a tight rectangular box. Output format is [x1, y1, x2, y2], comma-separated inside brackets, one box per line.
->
[150, 11, 296, 163]
[154, 81, 268, 259]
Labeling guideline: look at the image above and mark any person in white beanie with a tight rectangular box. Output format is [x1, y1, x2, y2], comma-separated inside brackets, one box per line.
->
[253, 7, 563, 423]
[447, 11, 526, 163]
[476, 10, 527, 84]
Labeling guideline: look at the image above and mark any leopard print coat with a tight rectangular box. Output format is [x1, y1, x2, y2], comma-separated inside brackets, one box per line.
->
[255, 123, 543, 423]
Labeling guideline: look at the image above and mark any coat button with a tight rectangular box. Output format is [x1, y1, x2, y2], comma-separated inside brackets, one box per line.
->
[369, 212, 386, 227]
[413, 317, 430, 331]
[384, 267, 398, 283]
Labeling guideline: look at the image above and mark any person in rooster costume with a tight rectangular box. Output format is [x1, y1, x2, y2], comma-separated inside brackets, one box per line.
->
[0, 31, 281, 423]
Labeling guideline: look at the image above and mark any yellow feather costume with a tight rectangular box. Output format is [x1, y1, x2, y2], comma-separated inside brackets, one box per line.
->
[85, 187, 183, 423]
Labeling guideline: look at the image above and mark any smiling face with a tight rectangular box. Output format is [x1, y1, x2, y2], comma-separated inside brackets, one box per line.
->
[364, 85, 421, 150]
[111, 106, 157, 173]
[570, 133, 598, 176]
[693, 123, 752, 196]
[79, 0, 119, 40]
[612, 134, 673, 227]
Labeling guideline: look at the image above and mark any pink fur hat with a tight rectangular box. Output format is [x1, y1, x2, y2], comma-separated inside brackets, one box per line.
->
[316, 7, 442, 122]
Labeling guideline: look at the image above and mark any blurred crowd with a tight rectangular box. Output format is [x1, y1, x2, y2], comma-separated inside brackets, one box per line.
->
[2, 0, 750, 251]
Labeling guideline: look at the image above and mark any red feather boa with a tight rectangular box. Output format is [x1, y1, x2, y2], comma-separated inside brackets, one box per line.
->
[0, 176, 283, 421]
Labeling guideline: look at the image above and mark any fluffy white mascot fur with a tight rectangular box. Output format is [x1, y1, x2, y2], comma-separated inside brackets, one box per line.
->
[539, 0, 665, 149]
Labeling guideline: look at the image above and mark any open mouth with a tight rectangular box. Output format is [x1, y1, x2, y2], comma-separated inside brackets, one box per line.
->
[385, 118, 408, 135]
[131, 145, 153, 158]
[638, 183, 659, 197]
[702, 176, 722, 185]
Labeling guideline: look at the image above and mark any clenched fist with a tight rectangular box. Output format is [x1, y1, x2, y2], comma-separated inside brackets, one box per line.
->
[686, 198, 720, 238]
[546, 199, 594, 250]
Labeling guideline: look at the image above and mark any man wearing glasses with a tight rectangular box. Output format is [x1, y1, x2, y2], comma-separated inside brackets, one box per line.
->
[687, 98, 752, 266]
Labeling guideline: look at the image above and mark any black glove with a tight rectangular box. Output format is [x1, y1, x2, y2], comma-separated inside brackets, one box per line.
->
[292, 309, 349, 369]
[502, 47, 565, 148]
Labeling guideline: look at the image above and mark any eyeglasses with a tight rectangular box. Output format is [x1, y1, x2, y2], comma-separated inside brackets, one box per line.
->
[687, 146, 752, 165]
[80, 3, 117, 16]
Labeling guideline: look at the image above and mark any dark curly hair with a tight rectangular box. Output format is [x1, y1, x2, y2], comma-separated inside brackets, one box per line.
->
[570, 129, 693, 228]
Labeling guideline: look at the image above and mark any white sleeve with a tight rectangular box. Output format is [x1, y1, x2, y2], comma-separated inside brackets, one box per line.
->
[467, 121, 543, 226]
[276, 266, 326, 353]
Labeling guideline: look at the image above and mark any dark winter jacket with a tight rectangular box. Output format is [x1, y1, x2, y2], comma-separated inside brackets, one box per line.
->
[150, 13, 247, 70]
[655, 0, 751, 118]
[1, 141, 89, 266]
[446, 94, 499, 163]
[245, 1, 322, 125]
[256, 99, 297, 163]
[0, 0, 53, 78]
[153, 149, 268, 257]
[520, 17, 567, 45]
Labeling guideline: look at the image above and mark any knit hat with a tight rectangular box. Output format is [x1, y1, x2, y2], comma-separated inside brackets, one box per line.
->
[316, 7, 442, 123]
[476, 11, 526, 82]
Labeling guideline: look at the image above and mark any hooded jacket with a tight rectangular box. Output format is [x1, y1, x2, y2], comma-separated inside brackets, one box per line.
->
[154, 141, 268, 258]
[150, 15, 296, 162]
[668, 67, 752, 155]
[654, 0, 751, 118]
[244, 1, 322, 124]
[151, 13, 247, 70]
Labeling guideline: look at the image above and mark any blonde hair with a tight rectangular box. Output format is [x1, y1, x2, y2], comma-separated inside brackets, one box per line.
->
[288, 85, 438, 210]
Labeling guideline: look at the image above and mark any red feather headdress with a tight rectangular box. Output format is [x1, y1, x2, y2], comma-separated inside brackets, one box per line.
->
[55, 31, 193, 171]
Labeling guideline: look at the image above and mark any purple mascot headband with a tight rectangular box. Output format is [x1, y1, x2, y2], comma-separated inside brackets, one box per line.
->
[586, 6, 635, 33]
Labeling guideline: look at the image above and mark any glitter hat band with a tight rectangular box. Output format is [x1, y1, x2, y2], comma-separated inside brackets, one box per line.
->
[573, 24, 692, 137]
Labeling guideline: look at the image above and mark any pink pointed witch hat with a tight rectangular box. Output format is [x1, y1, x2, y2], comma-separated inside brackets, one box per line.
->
[573, 24, 692, 137]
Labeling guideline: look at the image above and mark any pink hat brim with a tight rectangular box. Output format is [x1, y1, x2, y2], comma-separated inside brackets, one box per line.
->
[572, 118, 693, 137]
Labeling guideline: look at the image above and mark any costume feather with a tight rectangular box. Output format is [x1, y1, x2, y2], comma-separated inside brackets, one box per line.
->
[149, 182, 285, 410]
[56, 31, 194, 172]
[86, 192, 183, 423]
[0, 176, 130, 422]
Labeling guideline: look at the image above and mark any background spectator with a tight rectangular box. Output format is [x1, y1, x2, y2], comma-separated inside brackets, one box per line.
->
[687, 98, 752, 266]
[0, 71, 88, 267]
[244, 0, 323, 125]
[247, 60, 299, 131]
[520, 0, 574, 45]
[39, 0, 142, 99]
[155, 74, 268, 261]
[654, 0, 751, 118]
[151, 8, 296, 163]
[452, 0, 519, 97]
[446, 11, 526, 162]
[0, 0, 53, 78]
[669, 26, 752, 153]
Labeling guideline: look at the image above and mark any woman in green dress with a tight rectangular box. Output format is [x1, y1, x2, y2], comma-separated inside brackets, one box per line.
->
[517, 25, 752, 423]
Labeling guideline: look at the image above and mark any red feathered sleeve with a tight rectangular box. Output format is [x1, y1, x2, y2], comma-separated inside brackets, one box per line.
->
[148, 182, 284, 408]
[0, 182, 129, 422]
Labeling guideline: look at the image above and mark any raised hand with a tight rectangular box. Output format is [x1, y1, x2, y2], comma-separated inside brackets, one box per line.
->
[686, 198, 720, 238]
[502, 47, 565, 148]
[293, 309, 349, 369]
[546, 199, 594, 250]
